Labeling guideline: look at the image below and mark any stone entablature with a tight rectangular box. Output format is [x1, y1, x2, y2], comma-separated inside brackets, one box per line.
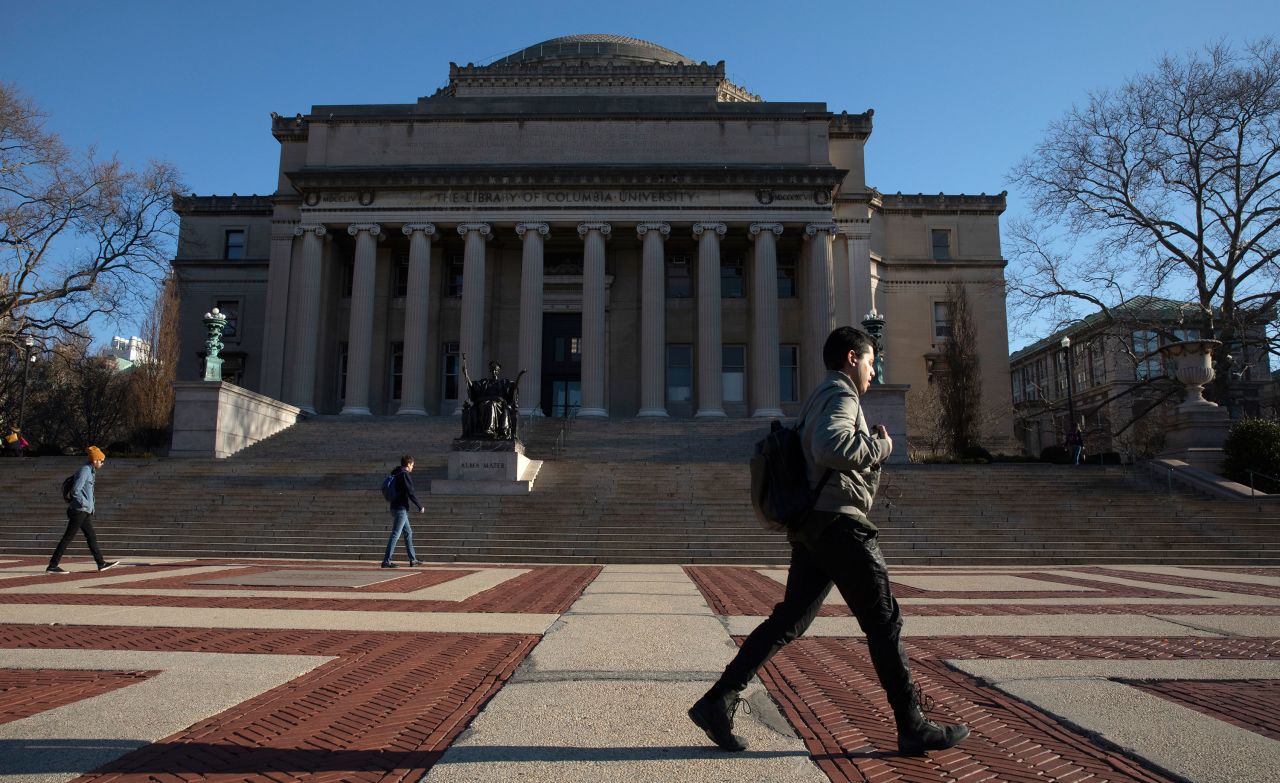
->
[284, 167, 845, 192]
[173, 194, 273, 216]
[444, 60, 760, 102]
[828, 110, 874, 139]
[879, 192, 1008, 215]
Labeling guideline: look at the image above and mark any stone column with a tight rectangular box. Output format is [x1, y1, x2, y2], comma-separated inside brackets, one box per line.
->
[260, 225, 296, 400]
[577, 222, 611, 418]
[693, 222, 727, 418]
[804, 223, 838, 392]
[341, 223, 381, 415]
[749, 223, 785, 418]
[637, 222, 671, 417]
[457, 223, 492, 395]
[844, 223, 873, 325]
[516, 222, 549, 416]
[290, 224, 326, 414]
[397, 223, 436, 415]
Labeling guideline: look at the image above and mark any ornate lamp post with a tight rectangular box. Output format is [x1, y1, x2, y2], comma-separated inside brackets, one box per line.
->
[18, 335, 35, 431]
[861, 310, 886, 384]
[1060, 336, 1077, 432]
[202, 308, 229, 382]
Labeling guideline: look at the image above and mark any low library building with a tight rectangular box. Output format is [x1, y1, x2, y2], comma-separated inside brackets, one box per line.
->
[173, 34, 1013, 438]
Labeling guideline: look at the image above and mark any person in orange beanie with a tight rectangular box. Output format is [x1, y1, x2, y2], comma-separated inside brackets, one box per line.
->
[47, 446, 119, 574]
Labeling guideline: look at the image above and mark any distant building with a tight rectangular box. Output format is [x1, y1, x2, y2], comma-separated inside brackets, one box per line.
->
[172, 33, 1013, 444]
[107, 335, 151, 370]
[1009, 297, 1272, 458]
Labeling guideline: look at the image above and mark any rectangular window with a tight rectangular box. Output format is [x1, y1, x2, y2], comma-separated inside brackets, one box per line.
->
[390, 341, 404, 401]
[1090, 341, 1105, 385]
[442, 341, 460, 400]
[1054, 351, 1067, 397]
[214, 300, 239, 340]
[337, 342, 349, 404]
[780, 345, 799, 402]
[721, 256, 744, 299]
[393, 252, 409, 298]
[722, 345, 745, 402]
[447, 256, 464, 298]
[933, 302, 952, 341]
[224, 229, 246, 260]
[666, 255, 692, 298]
[1133, 330, 1161, 380]
[666, 344, 692, 402]
[554, 336, 582, 363]
[777, 256, 797, 298]
[931, 229, 952, 260]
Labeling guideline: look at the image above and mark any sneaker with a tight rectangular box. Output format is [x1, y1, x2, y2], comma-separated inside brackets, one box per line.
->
[97, 561, 120, 572]
[380, 562, 399, 569]
[45, 566, 67, 574]
[688, 689, 749, 752]
[408, 560, 421, 567]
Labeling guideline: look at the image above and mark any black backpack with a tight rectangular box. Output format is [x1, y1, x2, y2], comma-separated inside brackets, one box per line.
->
[750, 420, 833, 532]
[61, 473, 76, 503]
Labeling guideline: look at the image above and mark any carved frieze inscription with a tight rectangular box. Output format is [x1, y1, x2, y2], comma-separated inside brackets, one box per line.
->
[364, 188, 832, 210]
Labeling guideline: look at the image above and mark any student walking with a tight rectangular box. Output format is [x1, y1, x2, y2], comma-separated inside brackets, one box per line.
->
[689, 327, 969, 756]
[382, 455, 424, 568]
[47, 446, 119, 574]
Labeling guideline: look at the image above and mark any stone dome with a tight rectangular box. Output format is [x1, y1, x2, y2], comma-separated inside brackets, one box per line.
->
[489, 34, 695, 67]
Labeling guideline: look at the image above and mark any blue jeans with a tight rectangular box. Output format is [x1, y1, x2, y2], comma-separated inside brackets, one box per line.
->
[382, 508, 418, 564]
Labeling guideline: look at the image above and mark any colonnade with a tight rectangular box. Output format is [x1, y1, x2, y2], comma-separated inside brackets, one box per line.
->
[279, 219, 872, 417]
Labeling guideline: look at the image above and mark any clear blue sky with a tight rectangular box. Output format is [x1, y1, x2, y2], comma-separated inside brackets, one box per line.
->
[5, 0, 1278, 350]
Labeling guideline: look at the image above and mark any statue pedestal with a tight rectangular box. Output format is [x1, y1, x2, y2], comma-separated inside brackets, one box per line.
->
[431, 439, 542, 495]
[1159, 406, 1231, 472]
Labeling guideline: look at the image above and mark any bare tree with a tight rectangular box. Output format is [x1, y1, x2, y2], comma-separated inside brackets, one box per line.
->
[1009, 39, 1280, 401]
[0, 82, 183, 351]
[936, 282, 983, 455]
[125, 273, 179, 449]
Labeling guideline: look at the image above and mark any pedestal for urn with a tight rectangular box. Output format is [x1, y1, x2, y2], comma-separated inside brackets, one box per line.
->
[430, 438, 542, 495]
[1158, 339, 1231, 471]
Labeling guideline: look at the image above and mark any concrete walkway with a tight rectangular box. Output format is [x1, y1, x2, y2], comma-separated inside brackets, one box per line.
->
[424, 565, 822, 782]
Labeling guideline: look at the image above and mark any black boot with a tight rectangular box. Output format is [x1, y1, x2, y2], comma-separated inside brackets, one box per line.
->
[895, 687, 969, 755]
[688, 687, 749, 752]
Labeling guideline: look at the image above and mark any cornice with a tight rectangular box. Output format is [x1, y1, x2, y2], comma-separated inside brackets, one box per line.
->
[284, 165, 845, 191]
[173, 194, 274, 216]
[828, 109, 874, 139]
[879, 191, 1008, 215]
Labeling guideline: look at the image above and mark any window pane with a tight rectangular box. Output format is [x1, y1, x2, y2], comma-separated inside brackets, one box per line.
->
[667, 257, 692, 298]
[721, 259, 743, 299]
[722, 345, 745, 402]
[443, 342, 460, 399]
[779, 345, 799, 402]
[777, 260, 796, 298]
[667, 345, 692, 402]
[224, 230, 245, 259]
[215, 300, 238, 340]
[931, 229, 951, 260]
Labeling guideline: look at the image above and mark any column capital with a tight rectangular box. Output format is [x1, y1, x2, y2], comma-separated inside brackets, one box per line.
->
[347, 223, 382, 237]
[693, 222, 727, 238]
[294, 224, 327, 238]
[804, 222, 839, 238]
[401, 223, 438, 239]
[577, 222, 612, 239]
[636, 222, 671, 240]
[516, 222, 550, 238]
[748, 223, 784, 240]
[457, 222, 493, 239]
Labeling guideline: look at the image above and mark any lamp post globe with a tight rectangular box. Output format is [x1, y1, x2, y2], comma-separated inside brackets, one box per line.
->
[18, 336, 36, 433]
[1060, 335, 1077, 438]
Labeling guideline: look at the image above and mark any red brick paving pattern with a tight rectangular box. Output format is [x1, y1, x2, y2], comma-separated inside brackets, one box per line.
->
[684, 565, 1280, 617]
[0, 564, 601, 614]
[1121, 679, 1280, 741]
[0, 668, 159, 725]
[753, 636, 1280, 783]
[1079, 567, 1280, 599]
[116, 566, 481, 593]
[0, 624, 537, 783]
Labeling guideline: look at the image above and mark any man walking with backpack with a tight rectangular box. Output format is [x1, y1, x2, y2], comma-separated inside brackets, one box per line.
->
[47, 446, 118, 574]
[689, 327, 969, 756]
[381, 455, 424, 568]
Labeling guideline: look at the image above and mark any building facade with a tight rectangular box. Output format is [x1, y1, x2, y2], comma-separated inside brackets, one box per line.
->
[174, 34, 1014, 437]
[1009, 297, 1273, 458]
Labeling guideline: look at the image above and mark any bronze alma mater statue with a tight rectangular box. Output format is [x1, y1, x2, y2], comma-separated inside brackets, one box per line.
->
[460, 357, 526, 441]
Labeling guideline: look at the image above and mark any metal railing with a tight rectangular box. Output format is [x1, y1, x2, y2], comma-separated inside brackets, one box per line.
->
[551, 409, 579, 460]
[1246, 469, 1280, 497]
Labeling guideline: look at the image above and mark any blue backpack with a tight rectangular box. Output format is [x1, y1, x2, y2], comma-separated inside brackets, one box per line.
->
[380, 471, 398, 503]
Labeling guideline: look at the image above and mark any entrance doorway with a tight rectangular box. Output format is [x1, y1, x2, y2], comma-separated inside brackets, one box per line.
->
[541, 313, 582, 417]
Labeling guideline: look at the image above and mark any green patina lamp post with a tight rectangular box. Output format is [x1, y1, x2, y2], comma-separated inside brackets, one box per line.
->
[202, 308, 228, 382]
[861, 310, 886, 384]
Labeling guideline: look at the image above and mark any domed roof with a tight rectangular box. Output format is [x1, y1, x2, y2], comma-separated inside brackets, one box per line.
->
[490, 34, 695, 67]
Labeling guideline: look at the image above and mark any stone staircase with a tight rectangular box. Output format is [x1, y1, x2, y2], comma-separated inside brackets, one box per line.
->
[0, 416, 1276, 565]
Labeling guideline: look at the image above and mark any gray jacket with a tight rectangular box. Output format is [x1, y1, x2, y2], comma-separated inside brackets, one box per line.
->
[796, 370, 891, 531]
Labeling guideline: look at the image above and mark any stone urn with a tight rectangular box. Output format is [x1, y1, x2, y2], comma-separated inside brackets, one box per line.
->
[1159, 339, 1222, 411]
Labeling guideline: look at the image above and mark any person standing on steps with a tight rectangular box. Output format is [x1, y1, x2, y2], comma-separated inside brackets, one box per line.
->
[47, 446, 119, 574]
[688, 326, 969, 756]
[382, 455, 424, 568]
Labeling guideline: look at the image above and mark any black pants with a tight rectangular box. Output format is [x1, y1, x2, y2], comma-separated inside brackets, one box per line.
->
[49, 509, 106, 568]
[716, 514, 915, 715]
